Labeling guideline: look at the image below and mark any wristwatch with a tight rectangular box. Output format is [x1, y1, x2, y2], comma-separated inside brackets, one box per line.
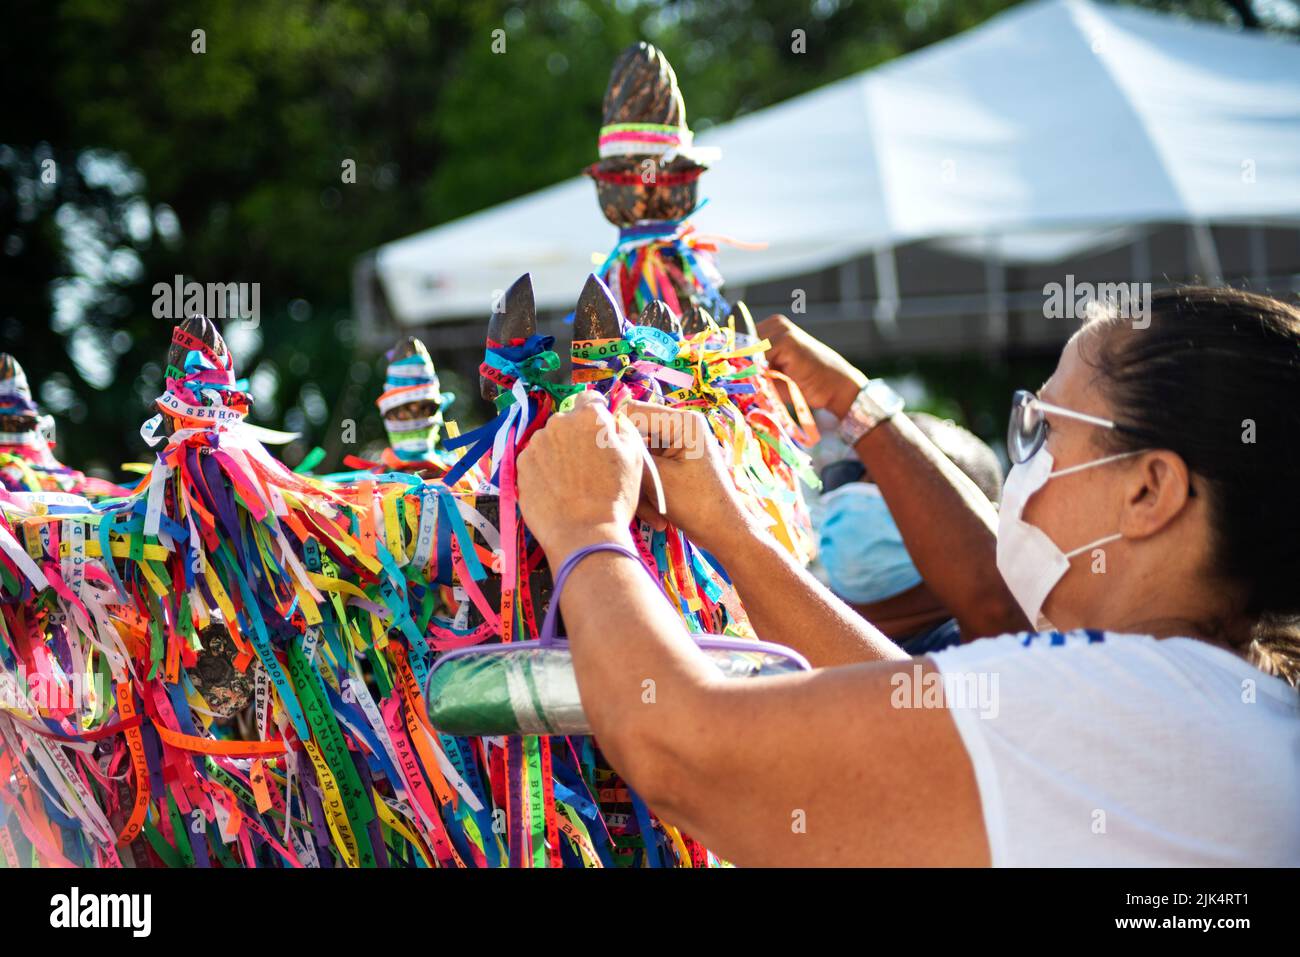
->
[837, 379, 905, 446]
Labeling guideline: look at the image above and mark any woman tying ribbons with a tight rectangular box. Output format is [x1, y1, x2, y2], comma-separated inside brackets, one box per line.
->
[514, 286, 1300, 866]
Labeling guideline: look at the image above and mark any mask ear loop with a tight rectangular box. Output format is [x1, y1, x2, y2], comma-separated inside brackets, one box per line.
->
[1063, 531, 1123, 560]
[1047, 449, 1141, 559]
[1048, 449, 1142, 479]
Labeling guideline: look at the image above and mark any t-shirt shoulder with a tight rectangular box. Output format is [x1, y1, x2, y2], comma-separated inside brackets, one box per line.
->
[927, 629, 1300, 866]
[933, 629, 1297, 707]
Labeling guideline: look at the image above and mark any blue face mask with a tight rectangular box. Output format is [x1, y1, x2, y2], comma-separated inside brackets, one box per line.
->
[818, 482, 923, 604]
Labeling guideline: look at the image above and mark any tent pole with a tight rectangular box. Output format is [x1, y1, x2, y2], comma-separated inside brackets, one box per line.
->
[983, 233, 1007, 354]
[1190, 221, 1223, 284]
[838, 259, 860, 312]
[871, 246, 899, 337]
[1130, 228, 1152, 283]
[837, 260, 867, 349]
[352, 252, 392, 349]
[1248, 225, 1267, 289]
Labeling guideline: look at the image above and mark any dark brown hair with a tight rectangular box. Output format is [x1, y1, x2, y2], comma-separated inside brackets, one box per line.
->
[1085, 287, 1300, 683]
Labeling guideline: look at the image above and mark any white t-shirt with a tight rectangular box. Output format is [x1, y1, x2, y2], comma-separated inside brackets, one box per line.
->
[930, 630, 1300, 866]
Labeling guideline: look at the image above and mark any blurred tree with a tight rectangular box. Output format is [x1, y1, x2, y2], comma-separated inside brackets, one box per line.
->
[1, 0, 1295, 474]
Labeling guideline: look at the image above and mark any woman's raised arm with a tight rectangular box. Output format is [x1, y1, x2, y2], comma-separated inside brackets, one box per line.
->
[517, 393, 990, 867]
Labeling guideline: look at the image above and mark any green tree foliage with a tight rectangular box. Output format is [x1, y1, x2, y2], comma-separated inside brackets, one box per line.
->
[1, 0, 1292, 474]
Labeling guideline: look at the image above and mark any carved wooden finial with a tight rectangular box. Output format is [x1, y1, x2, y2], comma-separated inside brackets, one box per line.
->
[166, 314, 228, 373]
[390, 336, 423, 363]
[161, 315, 234, 436]
[604, 41, 689, 130]
[632, 299, 681, 336]
[590, 42, 703, 227]
[482, 273, 538, 400]
[573, 274, 625, 342]
[681, 304, 720, 337]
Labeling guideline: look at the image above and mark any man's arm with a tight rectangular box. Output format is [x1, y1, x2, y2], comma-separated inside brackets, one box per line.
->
[852, 412, 1026, 639]
[760, 315, 1028, 639]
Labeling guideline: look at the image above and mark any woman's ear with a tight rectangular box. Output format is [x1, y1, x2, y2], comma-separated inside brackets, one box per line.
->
[1118, 450, 1192, 539]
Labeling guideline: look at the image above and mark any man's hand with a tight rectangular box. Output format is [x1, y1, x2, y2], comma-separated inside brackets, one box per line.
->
[516, 392, 641, 561]
[759, 314, 867, 418]
[618, 400, 755, 554]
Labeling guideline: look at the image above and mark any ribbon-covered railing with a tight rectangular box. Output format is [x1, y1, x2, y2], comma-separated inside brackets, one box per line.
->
[0, 309, 817, 870]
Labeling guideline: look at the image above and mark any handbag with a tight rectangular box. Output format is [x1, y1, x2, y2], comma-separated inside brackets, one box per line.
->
[425, 541, 811, 736]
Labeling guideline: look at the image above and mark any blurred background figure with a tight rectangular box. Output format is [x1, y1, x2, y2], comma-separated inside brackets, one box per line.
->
[812, 410, 1003, 653]
[0, 352, 128, 497]
[371, 336, 456, 476]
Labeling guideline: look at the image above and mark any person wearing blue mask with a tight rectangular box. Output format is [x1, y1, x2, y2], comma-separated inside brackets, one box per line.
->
[817, 413, 1003, 654]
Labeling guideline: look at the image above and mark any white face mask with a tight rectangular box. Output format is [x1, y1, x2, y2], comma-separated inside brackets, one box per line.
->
[995, 446, 1137, 629]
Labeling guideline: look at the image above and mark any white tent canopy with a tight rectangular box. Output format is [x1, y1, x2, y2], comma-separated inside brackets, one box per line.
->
[372, 0, 1300, 325]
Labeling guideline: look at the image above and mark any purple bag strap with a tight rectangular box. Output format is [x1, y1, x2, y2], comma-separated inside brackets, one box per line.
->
[539, 541, 662, 646]
[527, 539, 811, 671]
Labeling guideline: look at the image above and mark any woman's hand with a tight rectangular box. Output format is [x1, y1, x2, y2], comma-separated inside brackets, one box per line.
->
[618, 400, 755, 554]
[516, 392, 642, 561]
[758, 313, 867, 418]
